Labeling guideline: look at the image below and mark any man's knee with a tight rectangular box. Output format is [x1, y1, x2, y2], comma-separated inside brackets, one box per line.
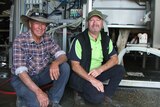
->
[83, 82, 104, 104]
[60, 62, 70, 71]
[114, 65, 125, 76]
[60, 62, 70, 77]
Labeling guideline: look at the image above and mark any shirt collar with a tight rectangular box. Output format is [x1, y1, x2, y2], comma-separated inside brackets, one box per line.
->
[88, 32, 101, 41]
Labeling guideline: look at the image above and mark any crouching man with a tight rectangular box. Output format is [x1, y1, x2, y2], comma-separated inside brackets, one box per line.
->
[68, 9, 125, 106]
[11, 10, 70, 107]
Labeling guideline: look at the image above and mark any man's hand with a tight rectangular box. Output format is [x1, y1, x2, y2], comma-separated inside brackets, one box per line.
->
[18, 72, 49, 107]
[88, 68, 102, 77]
[50, 61, 60, 80]
[89, 77, 104, 92]
[36, 90, 49, 107]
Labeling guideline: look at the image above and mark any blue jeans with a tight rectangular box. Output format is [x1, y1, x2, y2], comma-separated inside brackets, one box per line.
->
[69, 65, 125, 104]
[11, 62, 70, 107]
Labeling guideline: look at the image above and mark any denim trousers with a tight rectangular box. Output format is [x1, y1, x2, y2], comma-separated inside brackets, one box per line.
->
[69, 65, 125, 104]
[11, 62, 70, 107]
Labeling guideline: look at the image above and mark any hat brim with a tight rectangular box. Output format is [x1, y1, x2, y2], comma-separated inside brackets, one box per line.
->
[21, 15, 52, 26]
[87, 14, 108, 21]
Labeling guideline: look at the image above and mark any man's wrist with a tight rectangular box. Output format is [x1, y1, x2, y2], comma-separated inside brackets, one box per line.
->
[99, 68, 103, 73]
[35, 88, 44, 95]
[88, 75, 94, 82]
[51, 60, 60, 65]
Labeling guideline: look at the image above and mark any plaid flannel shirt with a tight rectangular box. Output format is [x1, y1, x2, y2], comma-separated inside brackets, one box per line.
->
[11, 31, 65, 76]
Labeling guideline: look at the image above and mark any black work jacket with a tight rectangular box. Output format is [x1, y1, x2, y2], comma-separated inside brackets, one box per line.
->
[73, 29, 110, 72]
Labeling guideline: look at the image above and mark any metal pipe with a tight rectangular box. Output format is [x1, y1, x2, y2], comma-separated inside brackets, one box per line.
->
[118, 46, 160, 64]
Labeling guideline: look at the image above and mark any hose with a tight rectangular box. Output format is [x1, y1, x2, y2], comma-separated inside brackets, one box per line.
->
[0, 77, 52, 95]
[0, 78, 16, 95]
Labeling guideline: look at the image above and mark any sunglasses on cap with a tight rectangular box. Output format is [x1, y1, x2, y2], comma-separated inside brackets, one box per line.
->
[30, 12, 48, 18]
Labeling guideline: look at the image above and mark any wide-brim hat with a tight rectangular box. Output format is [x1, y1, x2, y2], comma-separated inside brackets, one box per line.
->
[21, 10, 52, 26]
[87, 9, 107, 21]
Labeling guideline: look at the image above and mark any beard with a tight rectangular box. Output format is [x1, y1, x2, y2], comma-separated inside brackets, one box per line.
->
[90, 26, 102, 33]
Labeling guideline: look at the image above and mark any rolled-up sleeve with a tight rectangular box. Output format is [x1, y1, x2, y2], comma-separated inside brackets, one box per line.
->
[55, 50, 66, 58]
[12, 37, 28, 75]
[15, 66, 28, 75]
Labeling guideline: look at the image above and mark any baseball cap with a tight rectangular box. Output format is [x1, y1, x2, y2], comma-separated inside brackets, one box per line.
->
[87, 9, 104, 21]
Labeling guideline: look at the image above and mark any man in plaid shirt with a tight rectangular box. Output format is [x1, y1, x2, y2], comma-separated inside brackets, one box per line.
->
[11, 10, 70, 107]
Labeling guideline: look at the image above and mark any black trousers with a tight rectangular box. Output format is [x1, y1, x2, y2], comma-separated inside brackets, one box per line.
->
[69, 65, 125, 104]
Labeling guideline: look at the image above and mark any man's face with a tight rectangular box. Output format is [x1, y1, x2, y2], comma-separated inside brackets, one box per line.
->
[29, 20, 47, 37]
[88, 16, 103, 33]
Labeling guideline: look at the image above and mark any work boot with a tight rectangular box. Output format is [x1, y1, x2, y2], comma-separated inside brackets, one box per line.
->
[52, 102, 62, 107]
[48, 101, 62, 107]
[74, 91, 85, 105]
[104, 96, 121, 107]
[16, 96, 27, 107]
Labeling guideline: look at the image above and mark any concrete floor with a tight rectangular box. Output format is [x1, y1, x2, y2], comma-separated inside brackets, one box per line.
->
[0, 78, 160, 107]
[61, 87, 160, 107]
[0, 54, 160, 107]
